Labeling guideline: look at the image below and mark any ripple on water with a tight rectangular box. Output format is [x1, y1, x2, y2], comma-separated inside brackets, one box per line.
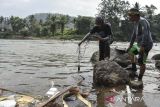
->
[36, 76, 67, 80]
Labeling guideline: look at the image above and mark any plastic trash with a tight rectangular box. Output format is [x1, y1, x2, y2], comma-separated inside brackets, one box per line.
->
[45, 81, 59, 98]
[0, 96, 7, 101]
[7, 95, 15, 100]
[0, 100, 16, 107]
[16, 95, 34, 103]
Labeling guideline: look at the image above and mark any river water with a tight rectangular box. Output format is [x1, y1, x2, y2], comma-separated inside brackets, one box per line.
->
[0, 39, 160, 107]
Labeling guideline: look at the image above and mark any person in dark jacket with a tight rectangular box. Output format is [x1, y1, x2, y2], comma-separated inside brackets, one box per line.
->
[78, 17, 112, 61]
[127, 8, 153, 81]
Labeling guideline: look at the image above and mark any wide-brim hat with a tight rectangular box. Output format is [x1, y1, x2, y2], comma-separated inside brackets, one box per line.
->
[128, 8, 140, 16]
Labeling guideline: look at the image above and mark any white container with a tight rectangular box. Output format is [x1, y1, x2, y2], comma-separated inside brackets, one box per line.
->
[45, 81, 59, 98]
[0, 100, 16, 107]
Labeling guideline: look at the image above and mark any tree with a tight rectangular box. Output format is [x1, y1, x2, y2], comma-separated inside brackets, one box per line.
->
[75, 16, 93, 34]
[98, 0, 130, 41]
[0, 16, 4, 24]
[10, 16, 25, 32]
[98, 0, 130, 23]
[51, 16, 57, 36]
[144, 5, 157, 20]
[134, 2, 140, 10]
[58, 15, 69, 35]
[45, 15, 57, 36]
[39, 19, 43, 26]
[28, 15, 36, 34]
[27, 15, 43, 36]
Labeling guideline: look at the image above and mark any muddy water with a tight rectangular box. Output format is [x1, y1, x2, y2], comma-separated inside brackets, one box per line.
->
[0, 39, 160, 107]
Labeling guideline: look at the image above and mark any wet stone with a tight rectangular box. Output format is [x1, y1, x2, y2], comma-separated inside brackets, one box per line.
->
[90, 48, 131, 67]
[129, 80, 143, 89]
[155, 60, 160, 70]
[152, 54, 160, 60]
[93, 60, 130, 86]
[90, 51, 99, 64]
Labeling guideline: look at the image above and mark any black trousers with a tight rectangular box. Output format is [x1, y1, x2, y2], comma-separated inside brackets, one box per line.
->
[99, 42, 110, 61]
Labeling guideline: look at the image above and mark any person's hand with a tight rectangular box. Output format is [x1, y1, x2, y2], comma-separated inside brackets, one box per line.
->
[98, 37, 104, 41]
[126, 46, 131, 53]
[139, 46, 144, 54]
[78, 42, 82, 46]
[92, 35, 103, 41]
[103, 37, 109, 41]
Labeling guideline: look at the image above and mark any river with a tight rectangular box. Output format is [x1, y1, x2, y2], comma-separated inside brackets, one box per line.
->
[0, 39, 160, 107]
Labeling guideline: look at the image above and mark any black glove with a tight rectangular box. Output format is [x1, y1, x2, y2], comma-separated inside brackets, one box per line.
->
[126, 47, 131, 53]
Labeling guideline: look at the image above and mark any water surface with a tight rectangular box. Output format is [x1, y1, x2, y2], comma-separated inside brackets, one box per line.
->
[0, 39, 160, 107]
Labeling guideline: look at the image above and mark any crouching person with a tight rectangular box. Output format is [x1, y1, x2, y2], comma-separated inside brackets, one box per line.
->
[127, 8, 153, 81]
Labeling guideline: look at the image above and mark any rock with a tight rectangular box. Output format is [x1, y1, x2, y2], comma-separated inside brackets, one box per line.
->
[90, 48, 131, 67]
[114, 53, 131, 67]
[90, 51, 99, 64]
[90, 48, 117, 64]
[152, 54, 160, 60]
[114, 48, 131, 67]
[155, 60, 160, 70]
[129, 80, 143, 89]
[93, 60, 130, 86]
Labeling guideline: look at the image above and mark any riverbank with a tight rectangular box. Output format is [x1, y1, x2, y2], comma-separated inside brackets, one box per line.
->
[0, 32, 85, 40]
[1, 33, 160, 43]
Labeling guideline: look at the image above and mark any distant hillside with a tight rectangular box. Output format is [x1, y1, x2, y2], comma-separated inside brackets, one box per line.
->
[25, 13, 75, 29]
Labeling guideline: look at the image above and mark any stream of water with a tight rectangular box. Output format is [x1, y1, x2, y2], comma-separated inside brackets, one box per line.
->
[0, 39, 160, 107]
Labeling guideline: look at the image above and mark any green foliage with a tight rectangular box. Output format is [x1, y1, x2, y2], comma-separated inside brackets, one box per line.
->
[97, 1, 160, 42]
[10, 16, 25, 32]
[98, 0, 130, 22]
[0, 16, 4, 23]
[20, 28, 30, 37]
[57, 15, 69, 35]
[75, 16, 93, 34]
[98, 0, 130, 41]
[1, 4, 160, 41]
[40, 26, 49, 36]
[60, 34, 84, 40]
[64, 29, 77, 35]
[0, 32, 11, 38]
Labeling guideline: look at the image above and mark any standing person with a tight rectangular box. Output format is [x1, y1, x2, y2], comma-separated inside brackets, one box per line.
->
[127, 8, 153, 81]
[78, 17, 112, 61]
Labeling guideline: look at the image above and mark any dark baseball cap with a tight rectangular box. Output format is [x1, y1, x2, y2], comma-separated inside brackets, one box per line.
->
[95, 17, 104, 24]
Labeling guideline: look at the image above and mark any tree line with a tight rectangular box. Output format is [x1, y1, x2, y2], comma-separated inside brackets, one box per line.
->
[98, 0, 160, 41]
[0, 14, 94, 39]
[0, 0, 160, 41]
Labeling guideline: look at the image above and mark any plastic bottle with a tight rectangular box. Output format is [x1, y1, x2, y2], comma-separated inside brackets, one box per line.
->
[45, 81, 59, 98]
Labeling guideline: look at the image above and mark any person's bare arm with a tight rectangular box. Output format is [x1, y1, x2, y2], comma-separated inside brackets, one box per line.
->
[78, 33, 91, 46]
[92, 34, 109, 41]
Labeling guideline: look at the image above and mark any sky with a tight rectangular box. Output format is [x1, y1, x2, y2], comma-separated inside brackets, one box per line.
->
[0, 0, 160, 18]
